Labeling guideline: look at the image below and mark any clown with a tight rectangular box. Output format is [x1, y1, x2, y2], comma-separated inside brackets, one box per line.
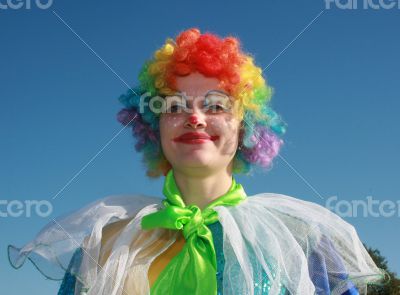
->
[9, 28, 386, 295]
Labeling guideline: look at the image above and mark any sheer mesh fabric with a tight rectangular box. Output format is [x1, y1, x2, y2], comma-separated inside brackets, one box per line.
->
[9, 193, 385, 294]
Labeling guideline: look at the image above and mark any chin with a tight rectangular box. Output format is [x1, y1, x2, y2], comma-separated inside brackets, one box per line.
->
[178, 156, 212, 167]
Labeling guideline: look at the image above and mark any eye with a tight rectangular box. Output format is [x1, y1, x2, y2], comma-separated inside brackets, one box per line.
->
[203, 92, 232, 113]
[168, 104, 185, 113]
[206, 104, 228, 112]
[164, 94, 187, 114]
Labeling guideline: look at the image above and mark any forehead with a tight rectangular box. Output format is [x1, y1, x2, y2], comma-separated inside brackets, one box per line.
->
[175, 72, 223, 96]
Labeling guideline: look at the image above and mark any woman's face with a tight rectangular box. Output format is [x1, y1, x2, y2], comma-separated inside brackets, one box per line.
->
[159, 72, 241, 174]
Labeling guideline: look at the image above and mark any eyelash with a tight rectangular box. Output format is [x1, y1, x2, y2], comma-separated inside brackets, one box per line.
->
[204, 104, 228, 112]
[168, 104, 185, 113]
[166, 104, 228, 114]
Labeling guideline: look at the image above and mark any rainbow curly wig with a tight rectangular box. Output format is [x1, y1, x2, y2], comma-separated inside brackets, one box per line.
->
[117, 28, 287, 178]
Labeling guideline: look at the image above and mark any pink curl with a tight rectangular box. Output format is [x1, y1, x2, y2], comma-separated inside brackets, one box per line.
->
[241, 126, 283, 168]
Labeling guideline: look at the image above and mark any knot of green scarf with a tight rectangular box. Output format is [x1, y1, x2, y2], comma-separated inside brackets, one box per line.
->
[141, 169, 247, 295]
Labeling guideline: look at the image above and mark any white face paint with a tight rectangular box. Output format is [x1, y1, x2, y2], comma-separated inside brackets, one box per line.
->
[159, 72, 241, 173]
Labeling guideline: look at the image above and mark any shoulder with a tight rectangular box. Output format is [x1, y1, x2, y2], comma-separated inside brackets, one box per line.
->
[98, 218, 133, 267]
[74, 194, 163, 234]
[242, 192, 349, 227]
[216, 192, 361, 253]
[61, 194, 163, 267]
[94, 195, 163, 266]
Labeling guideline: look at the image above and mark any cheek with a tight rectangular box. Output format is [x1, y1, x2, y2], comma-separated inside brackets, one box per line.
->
[207, 117, 240, 139]
[160, 115, 182, 132]
[159, 115, 184, 150]
[159, 115, 184, 138]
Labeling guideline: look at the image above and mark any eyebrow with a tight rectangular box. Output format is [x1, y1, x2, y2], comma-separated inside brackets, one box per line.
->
[168, 89, 230, 98]
[204, 89, 230, 96]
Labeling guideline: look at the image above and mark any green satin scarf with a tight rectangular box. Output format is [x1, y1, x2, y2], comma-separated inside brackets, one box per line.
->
[141, 169, 247, 295]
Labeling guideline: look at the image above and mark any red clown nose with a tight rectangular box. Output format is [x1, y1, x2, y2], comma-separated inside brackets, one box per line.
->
[188, 116, 199, 125]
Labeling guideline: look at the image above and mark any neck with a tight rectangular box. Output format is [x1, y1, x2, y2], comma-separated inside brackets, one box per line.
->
[172, 167, 233, 210]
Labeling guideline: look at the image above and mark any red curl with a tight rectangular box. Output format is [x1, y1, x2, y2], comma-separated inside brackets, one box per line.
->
[166, 28, 246, 93]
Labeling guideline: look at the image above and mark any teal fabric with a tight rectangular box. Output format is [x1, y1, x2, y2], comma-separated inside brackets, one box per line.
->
[207, 221, 289, 295]
[57, 248, 82, 295]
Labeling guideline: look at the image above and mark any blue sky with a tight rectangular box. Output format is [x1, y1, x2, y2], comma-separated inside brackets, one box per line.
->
[1, 0, 399, 293]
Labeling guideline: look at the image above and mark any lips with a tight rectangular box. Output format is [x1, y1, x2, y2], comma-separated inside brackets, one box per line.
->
[173, 132, 220, 144]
